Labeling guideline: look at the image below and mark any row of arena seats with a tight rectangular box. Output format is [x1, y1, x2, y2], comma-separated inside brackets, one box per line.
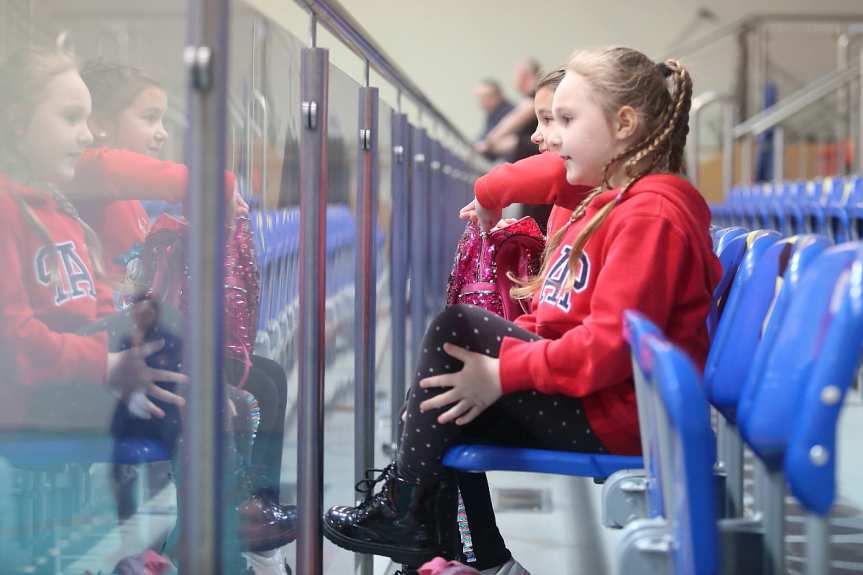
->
[445, 226, 862, 574]
[711, 176, 863, 243]
[250, 205, 388, 369]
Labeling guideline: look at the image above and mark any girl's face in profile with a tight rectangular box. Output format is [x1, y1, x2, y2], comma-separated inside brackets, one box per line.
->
[530, 85, 557, 153]
[20, 69, 93, 183]
[102, 86, 169, 157]
[549, 72, 618, 186]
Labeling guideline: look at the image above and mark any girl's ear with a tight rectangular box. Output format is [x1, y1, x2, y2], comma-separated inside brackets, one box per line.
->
[614, 105, 639, 142]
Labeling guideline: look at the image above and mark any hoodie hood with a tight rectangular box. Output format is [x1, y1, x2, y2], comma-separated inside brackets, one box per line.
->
[587, 174, 710, 225]
[0, 173, 52, 205]
[584, 173, 714, 261]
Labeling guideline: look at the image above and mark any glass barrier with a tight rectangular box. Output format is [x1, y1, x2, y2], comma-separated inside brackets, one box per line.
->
[228, 2, 303, 573]
[375, 101, 395, 460]
[0, 1, 479, 573]
[321, 61, 360, 572]
[0, 1, 204, 573]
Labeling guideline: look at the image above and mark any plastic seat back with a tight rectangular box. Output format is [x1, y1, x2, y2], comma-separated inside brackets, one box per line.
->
[623, 310, 664, 518]
[707, 230, 749, 336]
[737, 243, 860, 466]
[704, 230, 782, 419]
[647, 332, 719, 575]
[784, 244, 863, 514]
[825, 177, 858, 243]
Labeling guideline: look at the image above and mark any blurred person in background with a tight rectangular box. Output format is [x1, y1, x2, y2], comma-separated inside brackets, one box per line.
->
[475, 79, 513, 159]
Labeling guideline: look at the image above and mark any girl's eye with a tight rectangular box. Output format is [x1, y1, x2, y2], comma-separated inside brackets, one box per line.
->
[141, 112, 160, 124]
[63, 111, 84, 125]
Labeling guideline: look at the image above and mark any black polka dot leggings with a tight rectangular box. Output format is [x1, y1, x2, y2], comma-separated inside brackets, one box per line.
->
[395, 304, 606, 569]
[396, 303, 606, 482]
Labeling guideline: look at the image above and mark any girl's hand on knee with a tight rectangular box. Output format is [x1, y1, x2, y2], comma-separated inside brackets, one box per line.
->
[418, 343, 501, 425]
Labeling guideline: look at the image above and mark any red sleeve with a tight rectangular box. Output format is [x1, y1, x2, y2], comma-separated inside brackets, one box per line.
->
[498, 215, 689, 397]
[513, 312, 538, 333]
[0, 211, 107, 387]
[72, 148, 236, 206]
[474, 153, 590, 211]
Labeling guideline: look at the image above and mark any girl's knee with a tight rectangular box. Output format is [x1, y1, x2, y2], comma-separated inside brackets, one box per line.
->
[430, 304, 483, 331]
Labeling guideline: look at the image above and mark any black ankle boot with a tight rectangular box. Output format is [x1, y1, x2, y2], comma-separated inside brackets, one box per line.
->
[234, 467, 298, 552]
[323, 463, 459, 566]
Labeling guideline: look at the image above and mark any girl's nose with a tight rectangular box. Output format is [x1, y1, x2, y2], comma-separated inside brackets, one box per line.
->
[79, 125, 94, 147]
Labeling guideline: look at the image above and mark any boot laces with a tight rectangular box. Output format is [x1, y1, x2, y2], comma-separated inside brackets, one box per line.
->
[354, 462, 396, 508]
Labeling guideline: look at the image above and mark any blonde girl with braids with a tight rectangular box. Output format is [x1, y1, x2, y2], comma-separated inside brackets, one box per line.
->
[323, 47, 722, 574]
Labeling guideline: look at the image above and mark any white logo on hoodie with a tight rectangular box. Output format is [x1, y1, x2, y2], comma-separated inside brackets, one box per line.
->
[540, 245, 590, 313]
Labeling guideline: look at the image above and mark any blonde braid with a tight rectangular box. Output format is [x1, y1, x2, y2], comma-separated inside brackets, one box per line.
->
[47, 186, 106, 279]
[12, 194, 61, 287]
[509, 186, 603, 299]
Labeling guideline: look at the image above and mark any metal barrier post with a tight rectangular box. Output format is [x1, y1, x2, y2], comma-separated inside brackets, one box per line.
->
[773, 125, 785, 186]
[390, 113, 410, 445]
[741, 136, 754, 185]
[298, 46, 329, 575]
[180, 0, 230, 572]
[429, 140, 443, 311]
[354, 83, 379, 575]
[410, 128, 429, 363]
[722, 103, 737, 198]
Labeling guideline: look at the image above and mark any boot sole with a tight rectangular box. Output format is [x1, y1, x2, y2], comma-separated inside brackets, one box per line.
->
[322, 521, 436, 566]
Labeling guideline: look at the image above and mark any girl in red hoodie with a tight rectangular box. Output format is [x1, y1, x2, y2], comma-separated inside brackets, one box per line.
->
[323, 47, 722, 572]
[0, 46, 189, 427]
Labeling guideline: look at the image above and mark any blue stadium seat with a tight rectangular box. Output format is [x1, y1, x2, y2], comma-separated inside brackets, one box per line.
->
[711, 226, 747, 252]
[762, 182, 787, 232]
[0, 433, 170, 467]
[824, 176, 861, 243]
[802, 177, 844, 235]
[737, 242, 860, 466]
[848, 187, 863, 241]
[754, 183, 777, 230]
[617, 320, 718, 575]
[736, 236, 837, 450]
[708, 229, 774, 340]
[742, 184, 766, 230]
[784, 243, 863, 516]
[622, 311, 665, 519]
[651, 334, 719, 575]
[728, 186, 749, 228]
[704, 229, 782, 421]
[441, 445, 641, 477]
[778, 181, 807, 236]
[733, 241, 863, 574]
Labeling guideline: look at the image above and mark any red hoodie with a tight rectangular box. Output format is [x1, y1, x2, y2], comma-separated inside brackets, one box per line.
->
[0, 150, 235, 423]
[474, 154, 722, 454]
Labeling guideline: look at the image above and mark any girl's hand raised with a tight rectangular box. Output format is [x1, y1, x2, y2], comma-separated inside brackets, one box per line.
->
[418, 343, 501, 425]
[459, 199, 501, 232]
